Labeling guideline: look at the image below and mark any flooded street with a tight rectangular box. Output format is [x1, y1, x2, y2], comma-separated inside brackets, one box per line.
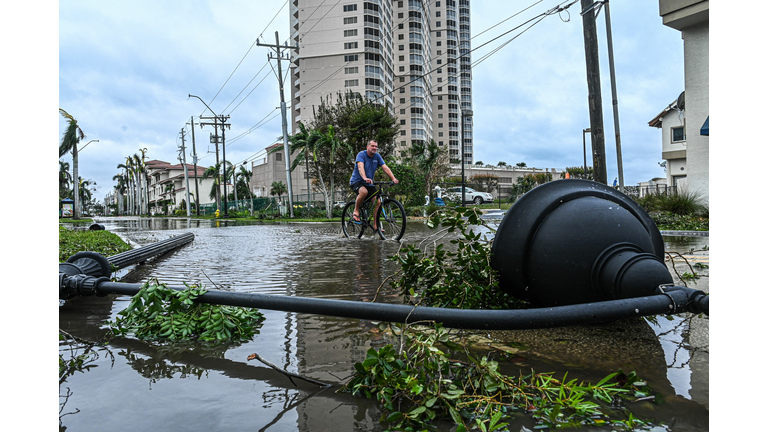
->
[59, 217, 708, 431]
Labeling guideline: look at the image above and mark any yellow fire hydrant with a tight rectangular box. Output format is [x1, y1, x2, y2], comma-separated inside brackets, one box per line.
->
[215, 209, 220, 218]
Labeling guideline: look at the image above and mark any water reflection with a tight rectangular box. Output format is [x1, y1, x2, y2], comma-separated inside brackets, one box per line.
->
[59, 217, 708, 431]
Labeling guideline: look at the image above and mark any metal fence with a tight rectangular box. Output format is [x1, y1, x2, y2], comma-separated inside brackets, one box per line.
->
[197, 193, 337, 217]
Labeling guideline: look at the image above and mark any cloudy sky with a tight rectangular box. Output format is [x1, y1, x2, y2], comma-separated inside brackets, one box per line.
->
[52, 0, 693, 202]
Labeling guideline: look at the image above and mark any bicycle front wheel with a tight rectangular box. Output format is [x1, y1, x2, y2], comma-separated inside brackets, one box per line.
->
[341, 202, 361, 238]
[376, 199, 406, 241]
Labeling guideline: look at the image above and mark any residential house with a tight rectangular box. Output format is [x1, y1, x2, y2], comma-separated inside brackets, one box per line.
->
[658, 0, 709, 204]
[145, 159, 217, 214]
[248, 143, 310, 202]
[648, 96, 687, 191]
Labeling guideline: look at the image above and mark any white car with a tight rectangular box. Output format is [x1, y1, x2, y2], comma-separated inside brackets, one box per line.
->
[444, 187, 493, 205]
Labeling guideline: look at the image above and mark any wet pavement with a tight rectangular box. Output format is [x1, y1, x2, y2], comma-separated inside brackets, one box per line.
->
[59, 217, 708, 431]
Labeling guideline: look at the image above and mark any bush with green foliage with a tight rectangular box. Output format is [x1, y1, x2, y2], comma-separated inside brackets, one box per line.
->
[59, 225, 131, 262]
[634, 189, 708, 231]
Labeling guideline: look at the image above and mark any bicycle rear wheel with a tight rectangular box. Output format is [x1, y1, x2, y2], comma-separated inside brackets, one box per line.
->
[376, 199, 406, 241]
[341, 202, 361, 238]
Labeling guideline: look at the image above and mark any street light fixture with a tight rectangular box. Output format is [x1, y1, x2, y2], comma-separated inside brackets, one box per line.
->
[460, 110, 473, 205]
[582, 128, 591, 178]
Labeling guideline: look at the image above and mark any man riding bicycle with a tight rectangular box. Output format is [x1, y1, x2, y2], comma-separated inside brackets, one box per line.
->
[349, 140, 399, 230]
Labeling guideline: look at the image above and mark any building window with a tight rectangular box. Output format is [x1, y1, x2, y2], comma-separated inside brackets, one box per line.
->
[344, 54, 359, 62]
[399, 66, 405, 72]
[400, 130, 407, 135]
[398, 12, 403, 18]
[400, 98, 406, 103]
[345, 79, 359, 87]
[400, 109, 406, 114]
[275, 153, 282, 161]
[399, 44, 404, 50]
[672, 126, 685, 142]
[344, 16, 357, 24]
[344, 42, 358, 49]
[345, 66, 358, 74]
[436, 11, 441, 17]
[436, 21, 441, 27]
[343, 4, 357, 12]
[344, 29, 358, 37]
[400, 119, 406, 125]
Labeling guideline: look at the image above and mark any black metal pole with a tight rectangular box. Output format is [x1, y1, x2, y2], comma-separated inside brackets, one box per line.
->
[60, 274, 708, 330]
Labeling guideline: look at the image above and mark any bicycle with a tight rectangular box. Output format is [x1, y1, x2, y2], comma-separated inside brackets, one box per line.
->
[341, 181, 406, 241]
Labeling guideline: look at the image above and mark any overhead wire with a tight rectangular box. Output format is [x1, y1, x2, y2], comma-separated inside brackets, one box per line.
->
[197, 0, 289, 116]
[194, 0, 580, 166]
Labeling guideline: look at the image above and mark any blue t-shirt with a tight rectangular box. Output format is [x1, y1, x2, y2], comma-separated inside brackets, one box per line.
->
[350, 150, 385, 185]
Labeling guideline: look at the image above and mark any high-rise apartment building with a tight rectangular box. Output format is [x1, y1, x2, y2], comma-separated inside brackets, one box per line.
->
[289, 0, 472, 163]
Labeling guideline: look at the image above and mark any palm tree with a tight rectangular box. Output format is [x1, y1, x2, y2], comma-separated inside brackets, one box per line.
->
[112, 173, 128, 215]
[408, 139, 448, 198]
[202, 161, 232, 210]
[139, 148, 150, 215]
[59, 109, 85, 218]
[117, 160, 133, 215]
[60, 161, 72, 199]
[132, 153, 146, 215]
[285, 122, 328, 212]
[236, 165, 254, 216]
[270, 181, 287, 204]
[315, 124, 353, 218]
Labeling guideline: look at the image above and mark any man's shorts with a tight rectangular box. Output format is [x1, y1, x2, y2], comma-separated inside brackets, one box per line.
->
[351, 181, 376, 195]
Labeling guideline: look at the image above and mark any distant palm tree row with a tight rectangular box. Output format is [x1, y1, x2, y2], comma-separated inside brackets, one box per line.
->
[113, 150, 150, 216]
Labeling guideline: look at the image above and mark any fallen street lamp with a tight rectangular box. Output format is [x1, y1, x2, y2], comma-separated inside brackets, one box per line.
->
[59, 181, 709, 330]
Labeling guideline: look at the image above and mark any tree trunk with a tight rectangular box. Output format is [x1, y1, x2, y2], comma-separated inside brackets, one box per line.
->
[72, 146, 80, 219]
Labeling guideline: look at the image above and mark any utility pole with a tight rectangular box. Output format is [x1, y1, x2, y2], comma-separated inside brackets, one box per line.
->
[200, 115, 231, 215]
[179, 128, 192, 216]
[580, 0, 607, 185]
[189, 116, 200, 215]
[602, 0, 624, 192]
[258, 31, 299, 217]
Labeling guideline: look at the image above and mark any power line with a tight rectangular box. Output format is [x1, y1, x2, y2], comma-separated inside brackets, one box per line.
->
[198, 0, 290, 115]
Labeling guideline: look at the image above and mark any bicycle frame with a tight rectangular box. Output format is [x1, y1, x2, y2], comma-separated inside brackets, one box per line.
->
[342, 181, 405, 241]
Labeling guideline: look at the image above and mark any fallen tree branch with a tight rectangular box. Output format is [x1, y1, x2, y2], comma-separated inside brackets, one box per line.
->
[247, 352, 332, 387]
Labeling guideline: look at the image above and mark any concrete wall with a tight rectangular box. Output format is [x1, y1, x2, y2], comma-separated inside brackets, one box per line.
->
[682, 21, 709, 205]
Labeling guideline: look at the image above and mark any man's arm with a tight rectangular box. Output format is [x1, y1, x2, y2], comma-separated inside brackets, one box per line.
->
[381, 164, 399, 184]
[357, 161, 373, 184]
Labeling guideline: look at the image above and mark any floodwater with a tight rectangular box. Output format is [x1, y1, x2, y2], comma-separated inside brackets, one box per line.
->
[59, 217, 709, 431]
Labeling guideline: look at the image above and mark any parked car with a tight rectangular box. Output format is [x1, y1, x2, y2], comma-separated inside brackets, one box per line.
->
[333, 201, 347, 208]
[444, 186, 493, 205]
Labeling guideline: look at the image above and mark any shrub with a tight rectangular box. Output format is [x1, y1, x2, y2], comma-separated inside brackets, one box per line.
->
[635, 189, 705, 216]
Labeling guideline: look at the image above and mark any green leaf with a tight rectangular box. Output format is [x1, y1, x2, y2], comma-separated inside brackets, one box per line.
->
[409, 406, 426, 416]
[386, 411, 403, 422]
